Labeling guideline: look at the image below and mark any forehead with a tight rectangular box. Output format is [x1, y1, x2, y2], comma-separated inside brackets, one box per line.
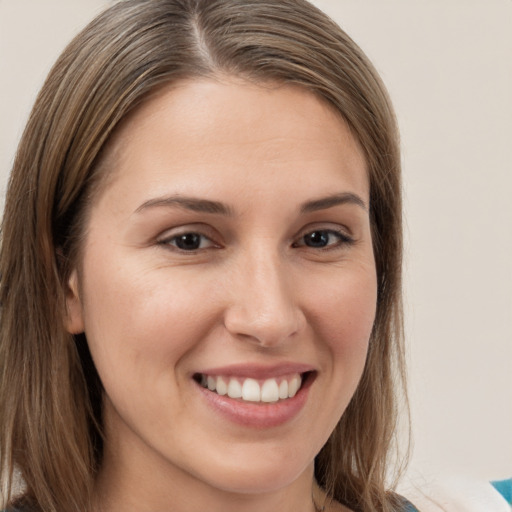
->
[94, 78, 368, 206]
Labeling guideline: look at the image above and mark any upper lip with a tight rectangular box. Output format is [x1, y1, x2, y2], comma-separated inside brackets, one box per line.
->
[194, 362, 316, 379]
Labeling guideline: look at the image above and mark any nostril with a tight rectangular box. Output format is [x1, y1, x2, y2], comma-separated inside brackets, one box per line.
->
[223, 306, 305, 348]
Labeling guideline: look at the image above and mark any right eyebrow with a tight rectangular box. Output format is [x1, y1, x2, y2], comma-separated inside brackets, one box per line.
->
[134, 195, 234, 216]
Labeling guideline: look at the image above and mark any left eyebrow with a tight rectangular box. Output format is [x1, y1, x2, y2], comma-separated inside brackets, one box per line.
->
[134, 195, 234, 216]
[300, 192, 368, 213]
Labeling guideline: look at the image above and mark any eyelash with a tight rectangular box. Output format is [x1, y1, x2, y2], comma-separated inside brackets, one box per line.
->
[292, 229, 354, 250]
[158, 228, 354, 253]
[158, 231, 218, 252]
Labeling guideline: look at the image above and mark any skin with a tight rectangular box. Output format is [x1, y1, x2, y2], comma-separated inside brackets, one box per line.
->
[66, 78, 377, 512]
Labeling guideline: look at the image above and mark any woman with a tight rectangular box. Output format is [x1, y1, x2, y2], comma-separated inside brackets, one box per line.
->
[0, 1, 410, 511]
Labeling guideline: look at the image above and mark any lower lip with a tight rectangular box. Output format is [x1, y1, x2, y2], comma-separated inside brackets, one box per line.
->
[195, 374, 314, 429]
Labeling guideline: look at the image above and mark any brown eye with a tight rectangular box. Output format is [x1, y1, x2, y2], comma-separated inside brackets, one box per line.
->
[174, 233, 202, 250]
[304, 231, 330, 248]
[294, 229, 353, 250]
[162, 232, 215, 251]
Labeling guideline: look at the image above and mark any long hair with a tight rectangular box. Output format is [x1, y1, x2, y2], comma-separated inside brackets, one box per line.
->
[0, 1, 407, 510]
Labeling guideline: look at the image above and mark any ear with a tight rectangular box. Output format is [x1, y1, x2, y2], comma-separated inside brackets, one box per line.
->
[65, 269, 85, 334]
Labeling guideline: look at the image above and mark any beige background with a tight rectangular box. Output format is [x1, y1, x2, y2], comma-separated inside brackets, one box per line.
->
[1, 0, 511, 486]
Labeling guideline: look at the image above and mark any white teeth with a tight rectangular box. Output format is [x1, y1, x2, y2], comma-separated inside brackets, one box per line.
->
[261, 379, 279, 403]
[227, 378, 242, 398]
[216, 376, 227, 396]
[200, 373, 304, 403]
[278, 379, 288, 400]
[242, 378, 261, 402]
[288, 376, 301, 398]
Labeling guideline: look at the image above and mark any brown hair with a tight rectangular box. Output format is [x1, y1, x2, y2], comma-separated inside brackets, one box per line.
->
[0, 1, 407, 510]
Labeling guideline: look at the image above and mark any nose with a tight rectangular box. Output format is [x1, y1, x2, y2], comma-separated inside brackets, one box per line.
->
[223, 250, 305, 347]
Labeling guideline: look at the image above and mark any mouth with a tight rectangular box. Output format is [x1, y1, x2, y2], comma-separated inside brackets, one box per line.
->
[193, 371, 314, 404]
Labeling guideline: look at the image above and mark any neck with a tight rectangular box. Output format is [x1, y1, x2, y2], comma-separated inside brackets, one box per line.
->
[94, 466, 319, 512]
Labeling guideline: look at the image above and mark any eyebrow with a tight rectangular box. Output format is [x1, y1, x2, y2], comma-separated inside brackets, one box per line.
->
[135, 195, 234, 216]
[300, 192, 368, 213]
[135, 191, 367, 216]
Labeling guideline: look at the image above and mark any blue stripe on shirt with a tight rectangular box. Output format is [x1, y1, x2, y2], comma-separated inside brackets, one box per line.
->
[492, 478, 512, 504]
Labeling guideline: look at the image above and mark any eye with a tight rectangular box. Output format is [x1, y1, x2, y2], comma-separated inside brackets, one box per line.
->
[160, 232, 216, 251]
[294, 229, 353, 250]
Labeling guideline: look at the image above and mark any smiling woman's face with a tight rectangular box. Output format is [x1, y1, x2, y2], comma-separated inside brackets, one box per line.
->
[66, 79, 377, 507]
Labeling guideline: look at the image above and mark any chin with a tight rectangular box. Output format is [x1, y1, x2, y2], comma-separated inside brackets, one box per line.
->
[202, 462, 311, 495]
[180, 442, 315, 495]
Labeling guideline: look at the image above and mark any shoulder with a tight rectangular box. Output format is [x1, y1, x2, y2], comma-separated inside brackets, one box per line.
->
[492, 478, 512, 505]
[2, 504, 32, 512]
[399, 497, 420, 511]
[401, 475, 512, 512]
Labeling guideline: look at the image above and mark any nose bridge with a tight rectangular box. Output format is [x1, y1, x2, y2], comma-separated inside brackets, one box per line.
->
[224, 245, 303, 346]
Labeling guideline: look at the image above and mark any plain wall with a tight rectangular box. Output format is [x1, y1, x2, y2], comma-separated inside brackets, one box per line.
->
[1, 0, 511, 486]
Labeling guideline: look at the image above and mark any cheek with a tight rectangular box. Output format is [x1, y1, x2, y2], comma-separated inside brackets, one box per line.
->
[296, 262, 377, 444]
[309, 264, 377, 374]
[79, 256, 217, 395]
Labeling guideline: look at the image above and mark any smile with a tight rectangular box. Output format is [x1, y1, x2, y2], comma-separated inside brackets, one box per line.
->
[195, 373, 304, 403]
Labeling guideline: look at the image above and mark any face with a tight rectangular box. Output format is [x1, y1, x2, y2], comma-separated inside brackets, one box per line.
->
[66, 79, 377, 505]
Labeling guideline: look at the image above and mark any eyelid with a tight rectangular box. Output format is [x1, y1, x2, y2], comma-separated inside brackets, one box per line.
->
[156, 224, 221, 250]
[292, 225, 355, 249]
[160, 233, 214, 249]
